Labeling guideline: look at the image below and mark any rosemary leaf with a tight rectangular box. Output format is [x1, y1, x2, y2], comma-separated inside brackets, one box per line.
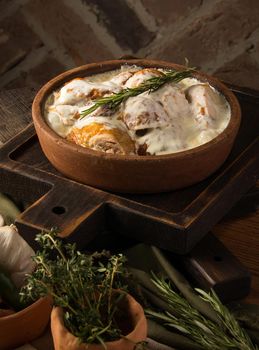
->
[145, 275, 258, 350]
[196, 288, 258, 350]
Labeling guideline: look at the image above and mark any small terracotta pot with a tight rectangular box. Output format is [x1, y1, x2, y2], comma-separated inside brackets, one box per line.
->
[32, 59, 241, 193]
[51, 293, 147, 350]
[0, 296, 52, 350]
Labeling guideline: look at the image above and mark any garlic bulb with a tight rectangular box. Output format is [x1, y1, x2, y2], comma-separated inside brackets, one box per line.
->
[0, 193, 20, 225]
[0, 225, 35, 288]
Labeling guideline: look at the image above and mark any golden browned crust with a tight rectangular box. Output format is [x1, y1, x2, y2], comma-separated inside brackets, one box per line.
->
[67, 123, 135, 155]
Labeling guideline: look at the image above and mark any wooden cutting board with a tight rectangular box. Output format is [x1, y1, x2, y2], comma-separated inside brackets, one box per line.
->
[0, 86, 258, 301]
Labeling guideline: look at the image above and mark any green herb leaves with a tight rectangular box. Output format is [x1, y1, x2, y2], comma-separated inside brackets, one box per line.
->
[80, 68, 195, 119]
[145, 274, 257, 350]
[20, 229, 127, 345]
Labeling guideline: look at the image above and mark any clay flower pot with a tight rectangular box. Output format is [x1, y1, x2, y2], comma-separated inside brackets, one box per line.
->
[0, 295, 52, 350]
[51, 293, 147, 350]
[32, 59, 241, 193]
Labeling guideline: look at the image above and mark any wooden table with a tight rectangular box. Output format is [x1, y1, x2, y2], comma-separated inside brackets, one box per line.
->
[213, 192, 259, 304]
[0, 87, 258, 307]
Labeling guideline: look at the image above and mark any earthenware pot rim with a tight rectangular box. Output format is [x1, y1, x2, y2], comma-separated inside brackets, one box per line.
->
[0, 295, 51, 322]
[32, 58, 241, 161]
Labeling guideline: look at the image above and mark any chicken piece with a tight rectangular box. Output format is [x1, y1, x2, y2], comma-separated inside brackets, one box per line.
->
[46, 110, 72, 137]
[124, 68, 164, 88]
[51, 105, 80, 126]
[123, 92, 170, 130]
[155, 84, 192, 122]
[109, 66, 141, 86]
[55, 78, 119, 105]
[110, 71, 135, 86]
[67, 121, 135, 155]
[123, 84, 192, 131]
[185, 83, 230, 130]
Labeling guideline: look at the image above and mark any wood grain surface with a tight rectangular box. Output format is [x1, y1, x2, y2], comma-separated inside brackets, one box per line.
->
[0, 88, 35, 144]
[0, 88, 258, 306]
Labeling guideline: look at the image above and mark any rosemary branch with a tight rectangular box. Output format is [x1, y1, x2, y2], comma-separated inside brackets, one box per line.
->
[145, 274, 258, 350]
[79, 68, 195, 119]
[196, 288, 257, 350]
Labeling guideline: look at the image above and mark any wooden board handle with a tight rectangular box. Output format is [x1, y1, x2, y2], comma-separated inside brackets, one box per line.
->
[179, 233, 251, 302]
[15, 182, 107, 250]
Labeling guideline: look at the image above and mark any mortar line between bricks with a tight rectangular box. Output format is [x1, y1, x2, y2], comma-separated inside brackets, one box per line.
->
[126, 0, 158, 32]
[62, 0, 127, 58]
[205, 26, 259, 73]
[0, 46, 47, 88]
[0, 0, 30, 21]
[21, 10, 75, 68]
[137, 0, 237, 57]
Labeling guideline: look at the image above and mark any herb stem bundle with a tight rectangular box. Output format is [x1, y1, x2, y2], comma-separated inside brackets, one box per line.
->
[145, 274, 257, 350]
[20, 230, 127, 345]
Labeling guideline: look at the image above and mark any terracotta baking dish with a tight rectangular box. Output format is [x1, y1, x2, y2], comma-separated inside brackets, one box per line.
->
[32, 59, 241, 193]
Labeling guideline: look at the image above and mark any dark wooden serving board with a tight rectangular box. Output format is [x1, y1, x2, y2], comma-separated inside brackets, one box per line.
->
[0, 86, 258, 301]
[1, 87, 258, 253]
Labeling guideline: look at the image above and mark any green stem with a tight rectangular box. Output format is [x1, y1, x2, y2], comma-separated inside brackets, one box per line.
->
[108, 258, 118, 314]
[45, 233, 68, 262]
[36, 279, 77, 316]
[35, 256, 52, 276]
[146, 275, 257, 350]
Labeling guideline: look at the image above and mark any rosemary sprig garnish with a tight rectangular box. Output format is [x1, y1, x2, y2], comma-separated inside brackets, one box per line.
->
[80, 68, 195, 119]
[145, 273, 257, 350]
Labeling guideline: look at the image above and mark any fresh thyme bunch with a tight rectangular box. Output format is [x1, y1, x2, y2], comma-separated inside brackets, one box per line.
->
[20, 229, 128, 345]
[146, 273, 257, 350]
[80, 68, 194, 119]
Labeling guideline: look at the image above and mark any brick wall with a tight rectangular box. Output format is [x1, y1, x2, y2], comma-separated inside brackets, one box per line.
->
[0, 0, 259, 90]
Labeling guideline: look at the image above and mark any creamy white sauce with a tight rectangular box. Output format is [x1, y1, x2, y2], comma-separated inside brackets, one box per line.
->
[44, 65, 231, 155]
